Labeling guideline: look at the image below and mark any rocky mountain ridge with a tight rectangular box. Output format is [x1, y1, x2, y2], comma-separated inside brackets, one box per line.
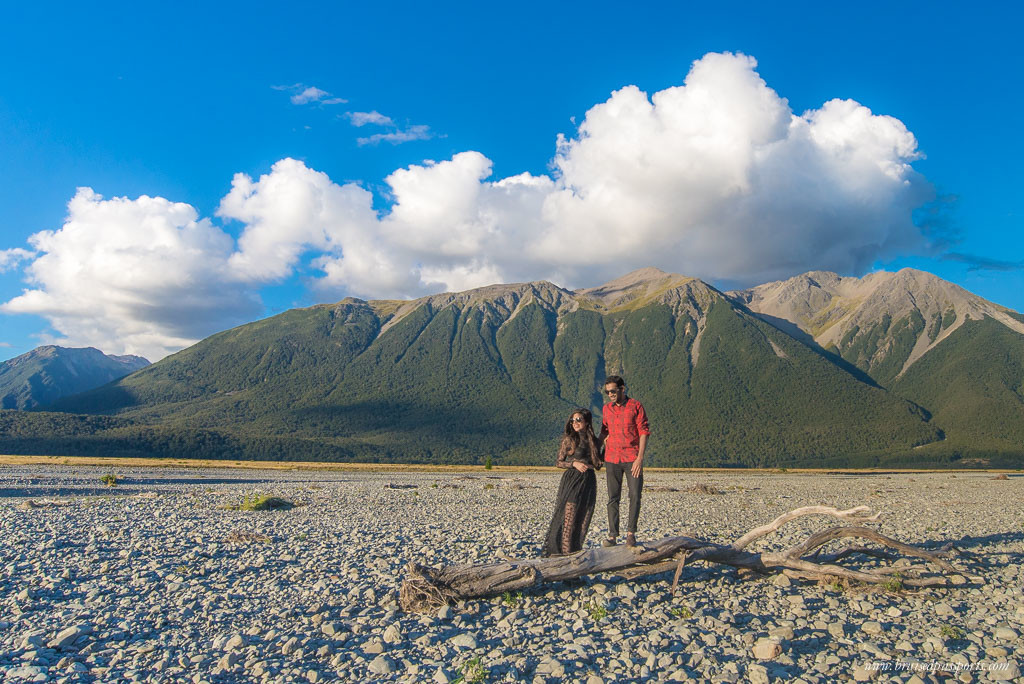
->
[0, 346, 150, 410]
[729, 268, 1024, 384]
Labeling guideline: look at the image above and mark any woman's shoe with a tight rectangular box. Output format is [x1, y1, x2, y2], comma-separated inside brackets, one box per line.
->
[601, 537, 617, 547]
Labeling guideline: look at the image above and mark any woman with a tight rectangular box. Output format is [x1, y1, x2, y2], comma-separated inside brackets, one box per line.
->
[543, 408, 603, 556]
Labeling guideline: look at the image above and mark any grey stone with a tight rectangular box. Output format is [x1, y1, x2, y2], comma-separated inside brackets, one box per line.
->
[536, 656, 565, 678]
[5, 666, 46, 679]
[282, 636, 301, 655]
[20, 633, 46, 650]
[217, 652, 239, 669]
[752, 638, 782, 660]
[48, 623, 92, 649]
[368, 655, 397, 675]
[382, 624, 402, 644]
[993, 626, 1018, 640]
[449, 633, 478, 649]
[990, 660, 1021, 681]
[747, 663, 770, 684]
[361, 638, 385, 654]
[321, 621, 345, 636]
[224, 634, 245, 651]
[860, 621, 883, 636]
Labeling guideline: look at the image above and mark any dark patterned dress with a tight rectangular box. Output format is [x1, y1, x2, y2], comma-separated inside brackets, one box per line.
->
[543, 439, 597, 556]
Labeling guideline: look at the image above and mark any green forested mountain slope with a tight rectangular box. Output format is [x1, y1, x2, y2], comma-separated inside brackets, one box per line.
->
[5, 272, 950, 466]
[890, 317, 1024, 460]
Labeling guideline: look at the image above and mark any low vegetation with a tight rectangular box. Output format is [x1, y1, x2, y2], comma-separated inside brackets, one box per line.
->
[588, 598, 609, 621]
[670, 604, 693, 619]
[453, 657, 488, 684]
[224, 494, 295, 511]
[882, 572, 905, 592]
[501, 591, 522, 607]
[939, 624, 965, 640]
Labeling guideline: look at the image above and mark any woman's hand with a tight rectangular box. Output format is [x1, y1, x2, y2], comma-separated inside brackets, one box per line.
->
[573, 461, 591, 472]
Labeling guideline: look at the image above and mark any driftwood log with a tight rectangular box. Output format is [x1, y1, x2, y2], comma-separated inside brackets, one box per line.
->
[399, 506, 960, 613]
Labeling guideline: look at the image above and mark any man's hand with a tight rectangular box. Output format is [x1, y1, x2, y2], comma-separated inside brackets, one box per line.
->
[632, 434, 648, 478]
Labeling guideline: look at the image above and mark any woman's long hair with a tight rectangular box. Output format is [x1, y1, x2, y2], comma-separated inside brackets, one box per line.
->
[561, 408, 602, 469]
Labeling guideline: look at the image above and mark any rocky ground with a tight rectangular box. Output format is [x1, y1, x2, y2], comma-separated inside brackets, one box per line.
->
[1, 465, 1022, 683]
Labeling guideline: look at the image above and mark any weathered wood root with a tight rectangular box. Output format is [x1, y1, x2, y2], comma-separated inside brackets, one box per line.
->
[399, 564, 461, 613]
[398, 505, 962, 613]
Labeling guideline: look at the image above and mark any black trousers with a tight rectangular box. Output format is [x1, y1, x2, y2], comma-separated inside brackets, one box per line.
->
[606, 460, 643, 537]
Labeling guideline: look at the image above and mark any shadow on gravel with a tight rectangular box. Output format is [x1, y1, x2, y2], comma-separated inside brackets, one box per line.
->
[0, 487, 163, 498]
[109, 477, 274, 486]
[945, 531, 1024, 550]
[2, 487, 119, 498]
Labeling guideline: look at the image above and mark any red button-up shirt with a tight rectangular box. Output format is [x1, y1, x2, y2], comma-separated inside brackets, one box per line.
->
[600, 397, 651, 464]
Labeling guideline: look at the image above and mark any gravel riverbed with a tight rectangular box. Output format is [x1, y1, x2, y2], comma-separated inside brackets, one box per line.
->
[1, 466, 1022, 683]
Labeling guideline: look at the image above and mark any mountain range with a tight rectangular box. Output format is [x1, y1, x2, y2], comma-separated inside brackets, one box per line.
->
[2, 267, 1022, 467]
[0, 346, 149, 410]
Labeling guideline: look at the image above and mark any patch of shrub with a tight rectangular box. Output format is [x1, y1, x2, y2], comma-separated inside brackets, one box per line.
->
[224, 494, 294, 511]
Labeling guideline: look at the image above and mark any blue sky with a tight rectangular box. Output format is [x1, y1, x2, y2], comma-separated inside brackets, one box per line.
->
[1, 1, 1021, 361]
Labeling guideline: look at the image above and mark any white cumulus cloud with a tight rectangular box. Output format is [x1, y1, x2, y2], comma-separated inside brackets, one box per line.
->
[216, 158, 417, 297]
[1, 189, 261, 361]
[529, 52, 930, 286]
[2, 52, 935, 359]
[0, 248, 33, 273]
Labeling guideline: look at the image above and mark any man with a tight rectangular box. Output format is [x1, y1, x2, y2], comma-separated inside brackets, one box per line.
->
[598, 375, 650, 548]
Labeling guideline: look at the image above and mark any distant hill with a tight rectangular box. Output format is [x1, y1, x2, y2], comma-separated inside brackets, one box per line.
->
[0, 346, 149, 410]
[730, 269, 1024, 459]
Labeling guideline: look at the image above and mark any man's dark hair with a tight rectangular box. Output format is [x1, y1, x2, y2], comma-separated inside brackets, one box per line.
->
[604, 375, 625, 388]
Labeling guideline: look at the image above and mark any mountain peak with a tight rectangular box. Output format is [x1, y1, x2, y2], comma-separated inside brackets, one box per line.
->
[731, 268, 1024, 384]
[1, 345, 150, 410]
[575, 268, 703, 310]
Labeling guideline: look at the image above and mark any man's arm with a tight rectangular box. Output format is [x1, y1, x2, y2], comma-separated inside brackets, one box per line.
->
[631, 433, 648, 478]
[631, 402, 651, 478]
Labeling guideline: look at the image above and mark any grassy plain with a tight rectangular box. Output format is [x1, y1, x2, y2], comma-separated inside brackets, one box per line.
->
[0, 453, 1013, 475]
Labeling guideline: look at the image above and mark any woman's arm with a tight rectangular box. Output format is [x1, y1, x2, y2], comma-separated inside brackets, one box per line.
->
[555, 439, 572, 469]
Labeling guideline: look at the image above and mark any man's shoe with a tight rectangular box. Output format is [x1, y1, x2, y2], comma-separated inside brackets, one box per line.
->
[601, 537, 617, 547]
[625, 532, 637, 548]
